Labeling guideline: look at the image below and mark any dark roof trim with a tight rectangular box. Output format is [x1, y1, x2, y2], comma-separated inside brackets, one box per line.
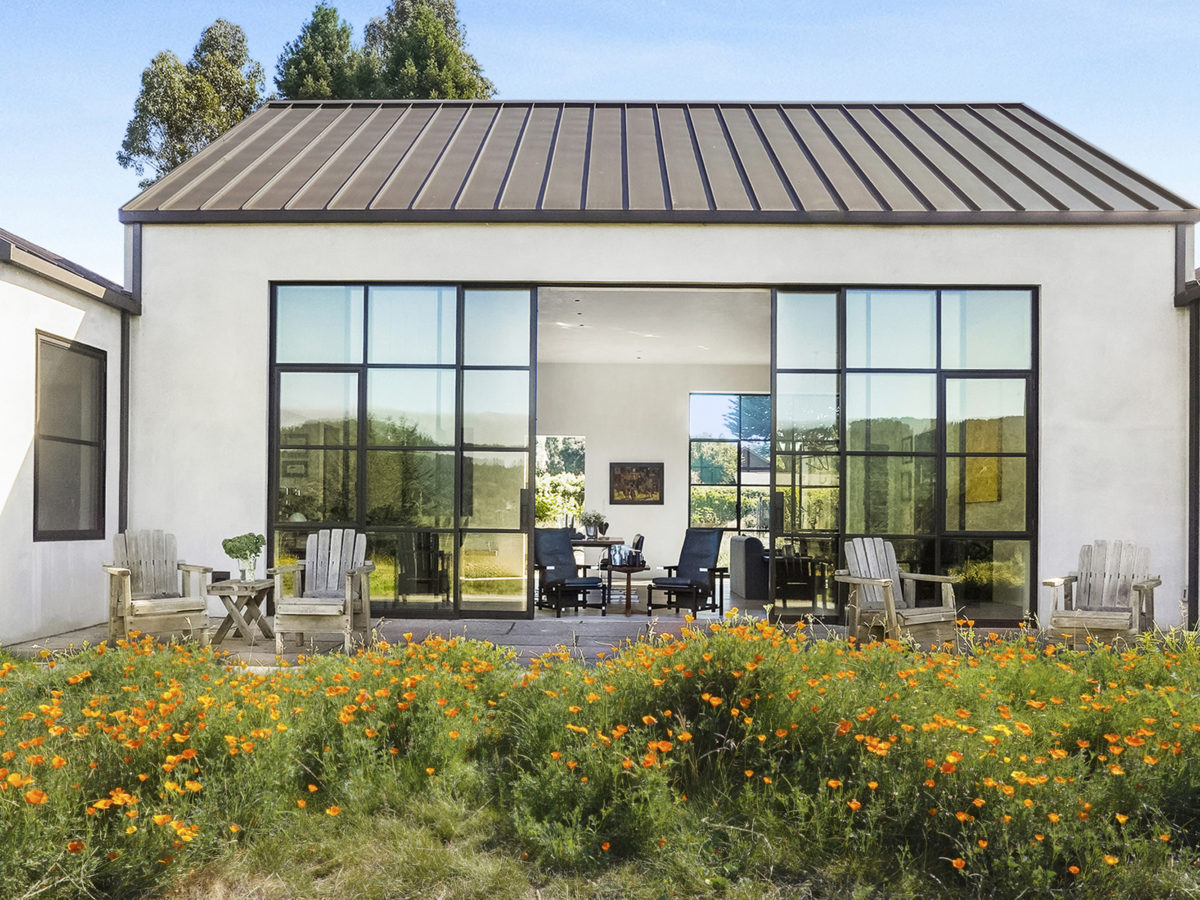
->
[1177, 277, 1200, 308]
[120, 206, 1200, 226]
[0, 228, 138, 314]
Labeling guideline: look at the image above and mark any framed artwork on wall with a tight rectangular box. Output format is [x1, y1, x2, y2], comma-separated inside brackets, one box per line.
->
[610, 462, 664, 505]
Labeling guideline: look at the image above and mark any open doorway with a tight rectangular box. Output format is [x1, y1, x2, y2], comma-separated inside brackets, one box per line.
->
[535, 286, 771, 609]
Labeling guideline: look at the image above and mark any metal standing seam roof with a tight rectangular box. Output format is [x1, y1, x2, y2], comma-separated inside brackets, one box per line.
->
[119, 100, 1200, 225]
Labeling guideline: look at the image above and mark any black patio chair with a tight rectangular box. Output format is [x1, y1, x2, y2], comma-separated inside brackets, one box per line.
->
[647, 528, 723, 616]
[534, 527, 608, 617]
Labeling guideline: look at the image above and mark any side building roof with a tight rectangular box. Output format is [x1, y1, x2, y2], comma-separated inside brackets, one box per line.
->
[120, 100, 1199, 226]
[1, 227, 137, 314]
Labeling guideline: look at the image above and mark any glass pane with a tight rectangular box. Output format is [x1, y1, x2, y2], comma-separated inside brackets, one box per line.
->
[775, 374, 838, 450]
[463, 290, 530, 366]
[276, 285, 364, 363]
[942, 539, 1031, 617]
[846, 373, 936, 452]
[776, 292, 837, 369]
[690, 486, 737, 528]
[366, 450, 455, 527]
[38, 342, 102, 441]
[942, 290, 1032, 370]
[775, 454, 839, 487]
[690, 442, 737, 484]
[846, 455, 936, 534]
[366, 531, 453, 610]
[279, 372, 358, 446]
[772, 536, 840, 614]
[740, 395, 771, 439]
[463, 370, 529, 447]
[945, 457, 1027, 532]
[368, 369, 455, 447]
[275, 448, 357, 523]
[739, 441, 772, 484]
[741, 487, 771, 531]
[846, 289, 936, 369]
[271, 531, 308, 596]
[36, 440, 100, 532]
[462, 451, 528, 529]
[459, 532, 527, 611]
[368, 286, 456, 365]
[946, 379, 1026, 454]
[690, 394, 738, 439]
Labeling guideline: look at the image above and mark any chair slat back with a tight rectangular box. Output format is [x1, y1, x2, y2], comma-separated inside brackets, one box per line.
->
[844, 537, 906, 610]
[1075, 540, 1151, 611]
[114, 530, 179, 597]
[304, 529, 366, 596]
[534, 528, 577, 583]
[675, 528, 722, 583]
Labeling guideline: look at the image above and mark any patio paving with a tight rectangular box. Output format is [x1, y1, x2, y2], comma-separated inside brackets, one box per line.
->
[5, 600, 846, 666]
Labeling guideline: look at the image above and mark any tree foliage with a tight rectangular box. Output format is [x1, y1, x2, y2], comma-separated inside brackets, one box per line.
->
[275, 3, 366, 100]
[376, 3, 492, 98]
[117, 19, 264, 187]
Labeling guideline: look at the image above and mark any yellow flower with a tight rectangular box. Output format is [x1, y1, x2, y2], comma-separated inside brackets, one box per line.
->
[326, 806, 341, 817]
[1103, 854, 1118, 866]
[952, 858, 966, 869]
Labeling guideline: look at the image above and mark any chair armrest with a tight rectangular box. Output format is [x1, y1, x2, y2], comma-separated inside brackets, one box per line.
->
[102, 566, 131, 577]
[267, 563, 303, 575]
[1134, 577, 1162, 591]
[1042, 575, 1077, 587]
[833, 574, 893, 588]
[178, 563, 213, 575]
[347, 563, 375, 576]
[899, 572, 959, 584]
[664, 565, 678, 577]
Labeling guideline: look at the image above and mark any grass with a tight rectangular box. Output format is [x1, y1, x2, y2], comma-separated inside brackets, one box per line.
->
[3, 621, 1200, 898]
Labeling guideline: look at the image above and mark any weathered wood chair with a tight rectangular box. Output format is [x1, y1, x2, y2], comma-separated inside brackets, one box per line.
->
[834, 538, 959, 645]
[103, 530, 211, 643]
[1044, 540, 1160, 646]
[270, 529, 374, 653]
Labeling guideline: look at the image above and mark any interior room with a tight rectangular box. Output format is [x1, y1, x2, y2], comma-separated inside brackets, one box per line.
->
[535, 285, 771, 608]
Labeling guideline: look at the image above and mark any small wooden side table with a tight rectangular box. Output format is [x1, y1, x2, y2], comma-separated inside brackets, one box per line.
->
[607, 564, 650, 616]
[209, 579, 275, 644]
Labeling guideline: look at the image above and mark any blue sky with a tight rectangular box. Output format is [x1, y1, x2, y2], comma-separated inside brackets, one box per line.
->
[2, 0, 1196, 282]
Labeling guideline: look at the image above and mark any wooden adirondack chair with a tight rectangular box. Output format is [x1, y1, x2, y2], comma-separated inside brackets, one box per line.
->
[1044, 540, 1160, 646]
[270, 529, 374, 653]
[834, 538, 959, 645]
[103, 530, 211, 643]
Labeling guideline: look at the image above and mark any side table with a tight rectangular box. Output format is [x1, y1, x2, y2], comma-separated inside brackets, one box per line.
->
[209, 578, 275, 644]
[607, 564, 650, 616]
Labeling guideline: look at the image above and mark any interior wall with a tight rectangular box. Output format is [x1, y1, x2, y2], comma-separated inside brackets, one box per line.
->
[536, 362, 768, 570]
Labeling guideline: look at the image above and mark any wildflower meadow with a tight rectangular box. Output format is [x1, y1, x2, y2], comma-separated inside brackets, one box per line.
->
[3, 619, 1200, 898]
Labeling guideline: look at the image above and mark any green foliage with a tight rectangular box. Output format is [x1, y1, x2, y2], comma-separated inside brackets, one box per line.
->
[275, 3, 364, 99]
[374, 3, 493, 99]
[689, 486, 736, 527]
[579, 509, 607, 528]
[221, 532, 266, 562]
[10, 628, 1200, 897]
[117, 19, 264, 187]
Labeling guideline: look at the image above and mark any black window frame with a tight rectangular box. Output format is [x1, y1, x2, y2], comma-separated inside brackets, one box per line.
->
[34, 331, 106, 542]
[687, 391, 771, 538]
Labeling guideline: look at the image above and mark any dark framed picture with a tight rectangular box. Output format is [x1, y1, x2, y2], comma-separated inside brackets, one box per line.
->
[610, 462, 664, 505]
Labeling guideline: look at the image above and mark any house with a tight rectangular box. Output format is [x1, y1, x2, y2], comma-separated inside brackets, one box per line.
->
[1, 228, 137, 642]
[37, 98, 1194, 633]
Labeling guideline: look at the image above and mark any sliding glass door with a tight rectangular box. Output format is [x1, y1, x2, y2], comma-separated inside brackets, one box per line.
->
[270, 284, 534, 617]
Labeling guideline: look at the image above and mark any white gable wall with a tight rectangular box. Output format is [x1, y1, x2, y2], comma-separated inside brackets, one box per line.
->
[130, 222, 1186, 624]
[0, 264, 123, 643]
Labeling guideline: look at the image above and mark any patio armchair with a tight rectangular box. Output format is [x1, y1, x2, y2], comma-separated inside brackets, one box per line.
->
[104, 529, 211, 643]
[834, 537, 959, 646]
[535, 527, 608, 616]
[1044, 539, 1159, 646]
[270, 528, 374, 653]
[647, 528, 723, 616]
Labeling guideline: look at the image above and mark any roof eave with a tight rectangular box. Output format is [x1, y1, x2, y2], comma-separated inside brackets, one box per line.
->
[117, 208, 1200, 227]
[0, 237, 139, 315]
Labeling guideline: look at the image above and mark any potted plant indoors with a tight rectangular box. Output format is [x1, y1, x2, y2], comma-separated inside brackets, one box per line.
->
[579, 510, 607, 540]
[222, 532, 266, 582]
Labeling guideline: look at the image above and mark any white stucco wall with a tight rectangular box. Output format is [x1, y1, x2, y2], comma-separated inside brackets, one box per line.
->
[130, 221, 1188, 625]
[0, 264, 123, 643]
